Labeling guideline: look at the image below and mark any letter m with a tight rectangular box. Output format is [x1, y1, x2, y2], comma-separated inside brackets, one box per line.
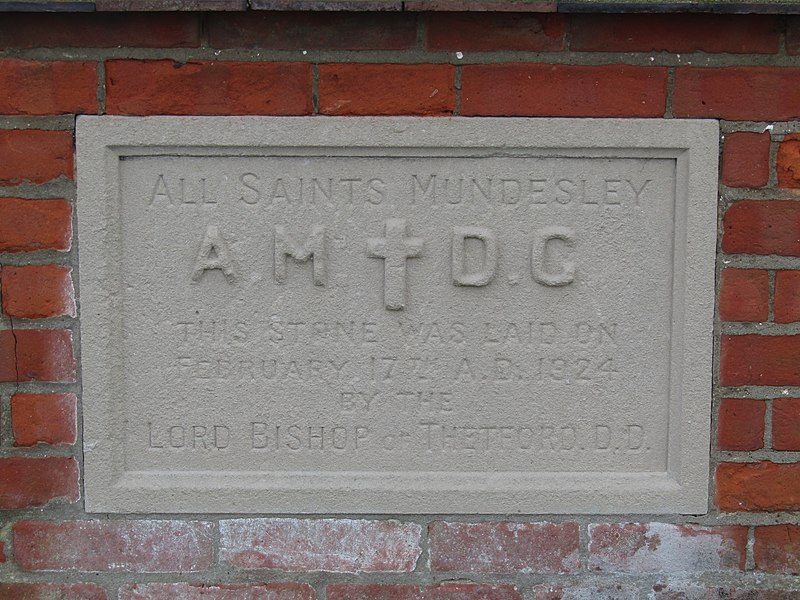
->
[274, 225, 327, 286]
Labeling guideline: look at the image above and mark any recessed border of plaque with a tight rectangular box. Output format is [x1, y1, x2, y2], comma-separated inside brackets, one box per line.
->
[77, 116, 717, 514]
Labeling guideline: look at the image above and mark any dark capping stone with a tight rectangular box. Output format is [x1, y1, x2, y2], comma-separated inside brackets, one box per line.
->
[403, 0, 556, 10]
[558, 1, 800, 13]
[251, 0, 401, 8]
[0, 0, 94, 10]
[95, 0, 244, 9]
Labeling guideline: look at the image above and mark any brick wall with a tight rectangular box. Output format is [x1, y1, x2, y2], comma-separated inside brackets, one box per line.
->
[1, 9, 800, 599]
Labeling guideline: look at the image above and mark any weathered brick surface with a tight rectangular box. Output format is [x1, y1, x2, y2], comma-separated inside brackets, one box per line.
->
[570, 14, 779, 53]
[0, 583, 107, 600]
[721, 334, 800, 386]
[534, 583, 639, 600]
[0, 329, 75, 382]
[719, 268, 769, 322]
[318, 64, 455, 115]
[220, 518, 422, 572]
[429, 521, 580, 574]
[0, 13, 199, 48]
[775, 271, 800, 323]
[777, 133, 800, 188]
[426, 13, 564, 51]
[120, 583, 316, 600]
[1, 265, 76, 318]
[106, 60, 313, 115]
[0, 198, 72, 252]
[754, 524, 800, 574]
[718, 398, 765, 451]
[327, 584, 523, 600]
[717, 461, 800, 511]
[721, 132, 771, 188]
[14, 520, 215, 572]
[588, 523, 746, 573]
[11, 392, 77, 446]
[0, 130, 73, 185]
[651, 585, 800, 599]
[461, 64, 667, 117]
[0, 457, 79, 509]
[772, 398, 800, 451]
[723, 201, 800, 256]
[673, 68, 800, 120]
[208, 12, 416, 49]
[0, 59, 97, 115]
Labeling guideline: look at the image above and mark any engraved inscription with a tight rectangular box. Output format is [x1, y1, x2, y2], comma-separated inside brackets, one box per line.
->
[79, 117, 717, 514]
[274, 225, 327, 286]
[452, 226, 497, 287]
[367, 218, 424, 310]
[532, 226, 576, 287]
[192, 225, 238, 283]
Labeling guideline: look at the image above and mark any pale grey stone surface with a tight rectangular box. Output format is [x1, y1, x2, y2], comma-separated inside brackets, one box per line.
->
[77, 116, 717, 514]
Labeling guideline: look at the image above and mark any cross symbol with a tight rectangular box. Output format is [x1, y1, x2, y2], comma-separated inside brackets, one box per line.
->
[367, 218, 424, 310]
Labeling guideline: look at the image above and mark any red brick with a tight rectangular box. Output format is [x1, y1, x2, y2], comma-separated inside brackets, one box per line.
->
[0, 130, 73, 185]
[0, 329, 75, 382]
[777, 134, 800, 188]
[461, 64, 667, 117]
[776, 271, 800, 323]
[11, 392, 77, 446]
[120, 583, 315, 600]
[0, 541, 4, 562]
[14, 520, 214, 572]
[328, 584, 522, 600]
[208, 12, 415, 50]
[788, 17, 800, 55]
[721, 334, 800, 386]
[718, 398, 766, 451]
[717, 461, 800, 511]
[426, 13, 564, 51]
[0, 583, 107, 600]
[318, 64, 455, 116]
[0, 457, 79, 509]
[0, 13, 198, 48]
[723, 201, 800, 256]
[673, 67, 800, 120]
[429, 521, 579, 574]
[772, 398, 800, 451]
[534, 583, 638, 600]
[755, 524, 800, 574]
[2, 265, 76, 319]
[0, 59, 97, 116]
[105, 60, 312, 116]
[0, 198, 72, 252]
[721, 132, 771, 188]
[220, 518, 421, 572]
[588, 523, 746, 573]
[719, 268, 769, 323]
[571, 14, 779, 53]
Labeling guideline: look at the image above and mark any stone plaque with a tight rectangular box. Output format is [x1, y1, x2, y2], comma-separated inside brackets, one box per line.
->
[78, 117, 717, 514]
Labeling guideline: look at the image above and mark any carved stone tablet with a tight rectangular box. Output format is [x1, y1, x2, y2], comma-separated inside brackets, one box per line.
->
[77, 117, 718, 514]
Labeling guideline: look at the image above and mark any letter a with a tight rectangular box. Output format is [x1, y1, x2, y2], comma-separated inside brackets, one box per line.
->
[452, 226, 497, 287]
[191, 225, 238, 283]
